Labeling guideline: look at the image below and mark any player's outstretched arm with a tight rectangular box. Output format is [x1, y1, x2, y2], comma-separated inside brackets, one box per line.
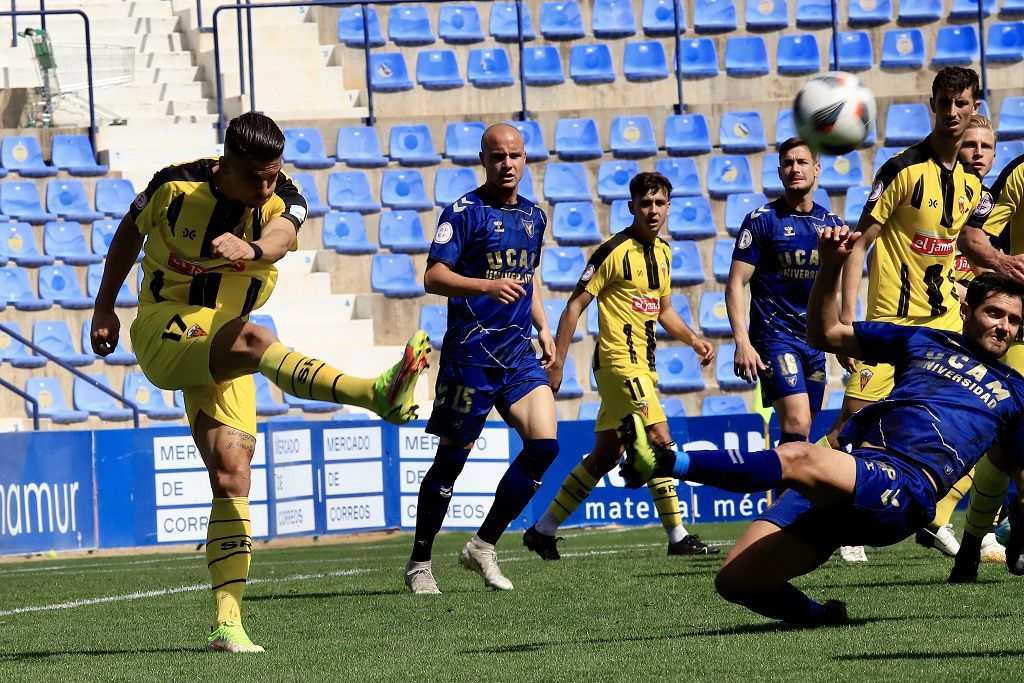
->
[547, 286, 592, 389]
[423, 260, 526, 303]
[210, 216, 296, 263]
[724, 260, 762, 381]
[659, 297, 715, 367]
[839, 218, 880, 325]
[90, 213, 144, 356]
[807, 225, 864, 358]
[958, 226, 1024, 282]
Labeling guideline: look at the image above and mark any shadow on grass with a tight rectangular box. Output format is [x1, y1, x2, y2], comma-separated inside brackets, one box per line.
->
[0, 646, 197, 661]
[834, 649, 1024, 661]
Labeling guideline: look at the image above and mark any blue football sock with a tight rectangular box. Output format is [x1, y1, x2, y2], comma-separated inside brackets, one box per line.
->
[411, 444, 471, 562]
[734, 583, 824, 624]
[477, 439, 559, 545]
[779, 431, 807, 445]
[674, 448, 783, 493]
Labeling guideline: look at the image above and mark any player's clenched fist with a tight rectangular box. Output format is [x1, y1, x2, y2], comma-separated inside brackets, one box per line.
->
[486, 277, 527, 304]
[211, 233, 260, 261]
[90, 309, 120, 356]
[692, 337, 716, 367]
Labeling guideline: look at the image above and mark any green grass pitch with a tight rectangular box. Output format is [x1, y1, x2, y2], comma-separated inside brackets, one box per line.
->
[0, 521, 1020, 681]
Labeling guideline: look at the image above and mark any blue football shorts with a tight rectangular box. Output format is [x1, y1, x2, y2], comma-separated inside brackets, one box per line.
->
[754, 336, 826, 411]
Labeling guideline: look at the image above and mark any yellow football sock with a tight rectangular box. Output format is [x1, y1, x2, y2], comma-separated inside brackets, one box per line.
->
[964, 454, 1009, 538]
[931, 468, 974, 527]
[814, 435, 832, 449]
[547, 462, 599, 524]
[648, 477, 682, 530]
[259, 341, 375, 410]
[207, 497, 252, 625]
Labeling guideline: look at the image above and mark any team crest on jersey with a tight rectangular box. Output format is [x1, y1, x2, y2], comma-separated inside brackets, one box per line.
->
[638, 400, 649, 418]
[433, 221, 453, 244]
[186, 324, 207, 339]
[580, 264, 596, 282]
[133, 192, 148, 211]
[785, 376, 798, 387]
[737, 229, 753, 250]
[959, 196, 966, 213]
[860, 368, 874, 390]
[868, 181, 884, 202]
[974, 191, 994, 217]
[523, 219, 534, 238]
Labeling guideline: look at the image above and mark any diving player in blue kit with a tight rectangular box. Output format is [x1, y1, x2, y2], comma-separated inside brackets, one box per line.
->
[619, 223, 1024, 626]
[404, 123, 560, 594]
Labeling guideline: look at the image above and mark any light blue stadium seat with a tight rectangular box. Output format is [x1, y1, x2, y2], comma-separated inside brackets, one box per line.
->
[74, 375, 133, 421]
[819, 152, 865, 193]
[369, 53, 414, 92]
[885, 103, 931, 146]
[881, 29, 926, 68]
[1, 135, 56, 177]
[702, 394, 748, 416]
[825, 390, 845, 410]
[987, 22, 1024, 62]
[624, 40, 670, 81]
[0, 322, 45, 368]
[418, 304, 447, 347]
[706, 155, 755, 198]
[519, 166, 540, 203]
[381, 170, 433, 211]
[371, 253, 425, 297]
[699, 291, 731, 335]
[444, 122, 485, 164]
[51, 134, 108, 176]
[725, 192, 768, 235]
[987, 141, 1024, 185]
[656, 157, 702, 197]
[543, 162, 592, 202]
[898, 0, 942, 22]
[578, 401, 600, 420]
[777, 34, 820, 74]
[39, 264, 92, 309]
[490, 2, 537, 41]
[388, 5, 434, 45]
[795, 0, 834, 28]
[0, 265, 50, 310]
[587, 304, 599, 336]
[775, 110, 798, 148]
[664, 113, 712, 155]
[26, 377, 88, 423]
[828, 31, 874, 71]
[950, 0, 996, 19]
[712, 238, 734, 283]
[609, 199, 633, 230]
[695, 0, 738, 32]
[715, 344, 752, 390]
[79, 320, 133, 365]
[559, 193, 602, 235]
[524, 45, 566, 85]
[570, 43, 616, 84]
[746, 0, 789, 29]
[557, 353, 584, 398]
[670, 240, 705, 285]
[1, 181, 57, 223]
[655, 347, 705, 392]
[555, 118, 602, 160]
[720, 111, 767, 153]
[642, 0, 686, 35]
[46, 179, 104, 221]
[610, 116, 658, 158]
[44, 222, 100, 266]
[248, 314, 279, 338]
[932, 25, 980, 66]
[1003, 0, 1024, 16]
[667, 195, 716, 239]
[289, 173, 327, 218]
[467, 47, 515, 87]
[435, 167, 478, 206]
[253, 374, 289, 416]
[655, 293, 694, 338]
[872, 146, 902, 175]
[998, 96, 1024, 138]
[337, 6, 385, 46]
[379, 210, 430, 253]
[124, 372, 184, 420]
[335, 126, 387, 168]
[662, 397, 687, 417]
[542, 247, 586, 290]
[542, 298, 583, 340]
[725, 36, 770, 76]
[813, 188, 832, 210]
[282, 128, 334, 170]
[676, 37, 719, 77]
[389, 124, 441, 166]
[327, 171, 380, 213]
[761, 152, 784, 195]
[322, 211, 376, 254]
[33, 320, 92, 366]
[540, 1, 586, 40]
[597, 160, 639, 202]
[593, 0, 637, 37]
[87, 263, 135, 307]
[844, 185, 871, 224]
[94, 178, 135, 218]
[89, 220, 117, 260]
[416, 50, 463, 89]
[2, 222, 50, 269]
[439, 5, 485, 43]
[848, 0, 893, 26]
[509, 120, 549, 161]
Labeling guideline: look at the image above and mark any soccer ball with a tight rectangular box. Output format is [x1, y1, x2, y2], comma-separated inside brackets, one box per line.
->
[792, 72, 877, 155]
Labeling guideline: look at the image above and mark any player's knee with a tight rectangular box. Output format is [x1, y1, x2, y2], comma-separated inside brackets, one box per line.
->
[424, 444, 473, 491]
[210, 462, 251, 498]
[775, 442, 814, 479]
[516, 439, 560, 481]
[238, 322, 277, 362]
[714, 565, 748, 604]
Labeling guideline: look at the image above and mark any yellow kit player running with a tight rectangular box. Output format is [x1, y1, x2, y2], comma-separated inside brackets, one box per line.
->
[90, 113, 429, 652]
[524, 172, 718, 558]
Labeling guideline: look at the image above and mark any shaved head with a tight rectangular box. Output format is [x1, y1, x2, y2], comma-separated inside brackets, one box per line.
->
[479, 123, 526, 201]
[480, 123, 524, 153]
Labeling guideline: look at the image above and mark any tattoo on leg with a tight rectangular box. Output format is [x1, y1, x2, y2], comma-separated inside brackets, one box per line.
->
[225, 428, 256, 457]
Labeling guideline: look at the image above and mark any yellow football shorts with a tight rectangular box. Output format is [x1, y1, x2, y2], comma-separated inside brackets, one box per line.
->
[593, 364, 666, 432]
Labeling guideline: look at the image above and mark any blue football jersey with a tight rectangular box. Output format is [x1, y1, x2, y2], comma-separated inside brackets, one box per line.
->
[428, 188, 547, 368]
[841, 322, 1024, 494]
[732, 198, 844, 343]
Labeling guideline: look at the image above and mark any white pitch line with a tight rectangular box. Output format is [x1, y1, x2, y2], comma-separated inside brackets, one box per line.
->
[0, 556, 195, 575]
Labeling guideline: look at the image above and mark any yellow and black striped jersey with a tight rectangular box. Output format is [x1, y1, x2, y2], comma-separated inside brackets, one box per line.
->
[129, 158, 306, 317]
[862, 137, 982, 321]
[578, 230, 671, 371]
[966, 153, 1024, 256]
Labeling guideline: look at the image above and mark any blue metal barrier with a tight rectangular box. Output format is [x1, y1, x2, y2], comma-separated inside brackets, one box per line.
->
[0, 375, 38, 430]
[977, 0, 989, 100]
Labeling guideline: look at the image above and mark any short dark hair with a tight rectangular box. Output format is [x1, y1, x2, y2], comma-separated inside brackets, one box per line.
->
[778, 136, 817, 161]
[965, 271, 1024, 310]
[932, 66, 980, 100]
[629, 171, 672, 201]
[224, 111, 285, 162]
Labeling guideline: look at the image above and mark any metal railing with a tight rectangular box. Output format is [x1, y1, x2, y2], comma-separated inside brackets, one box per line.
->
[8, 0, 45, 46]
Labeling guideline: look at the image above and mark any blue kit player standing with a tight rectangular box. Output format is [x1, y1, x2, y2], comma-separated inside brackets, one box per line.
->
[405, 124, 560, 594]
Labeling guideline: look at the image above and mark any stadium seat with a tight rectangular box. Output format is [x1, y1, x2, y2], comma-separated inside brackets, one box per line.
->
[897, 0, 942, 22]
[519, 166, 540, 203]
[388, 125, 441, 166]
[283, 128, 334, 170]
[1, 221, 51, 268]
[490, 2, 537, 41]
[664, 114, 712, 155]
[872, 146, 902, 175]
[694, 0, 738, 32]
[813, 188, 832, 210]
[670, 241, 706, 285]
[624, 40, 670, 81]
[885, 103, 931, 146]
[715, 345, 752, 390]
[542, 247, 586, 290]
[774, 110, 798, 148]
[44, 222, 101, 266]
[435, 167, 478, 206]
[932, 25, 980, 66]
[379, 210, 430, 253]
[998, 96, 1024, 138]
[79, 319, 134, 364]
[702, 394, 748, 416]
[597, 160, 639, 202]
[0, 321, 46, 368]
[540, 1, 586, 40]
[746, 0, 789, 29]
[661, 397, 686, 417]
[523, 45, 566, 85]
[369, 53, 414, 92]
[73, 375, 133, 421]
[552, 202, 601, 245]
[761, 152, 784, 195]
[706, 155, 755, 198]
[94, 178, 135, 218]
[439, 5, 485, 43]
[51, 134, 108, 176]
[1, 181, 57, 223]
[593, 0, 637, 37]
[87, 263, 135, 307]
[322, 211, 376, 254]
[655, 293, 694, 338]
[1003, 0, 1024, 16]
[25, 377, 88, 423]
[444, 122, 485, 164]
[712, 238, 734, 283]
[725, 192, 768, 235]
[0, 265, 50, 310]
[509, 120, 549, 161]
[642, 0, 686, 35]
[253, 374, 290, 416]
[656, 158, 702, 197]
[950, 0, 996, 19]
[699, 291, 732, 335]
[337, 6, 385, 46]
[381, 170, 432, 211]
[675, 37, 719, 77]
[418, 305, 447, 347]
[557, 353, 584, 398]
[543, 162, 592, 202]
[988, 141, 1024, 184]
[725, 36, 770, 76]
[46, 180, 104, 222]
[371, 253, 425, 297]
[416, 50, 464, 90]
[667, 195, 716, 239]
[825, 390, 845, 410]
[578, 401, 600, 421]
[388, 5, 434, 45]
[609, 200, 632, 230]
[89, 220, 117, 260]
[335, 126, 387, 168]
[795, 0, 834, 28]
[987, 22, 1024, 62]
[777, 34, 821, 74]
[655, 347, 705, 392]
[124, 372, 184, 420]
[249, 314, 279, 338]
[467, 47, 515, 87]
[327, 171, 380, 213]
[555, 118, 602, 160]
[290, 173, 327, 218]
[848, 0, 892, 25]
[609, 116, 658, 158]
[720, 111, 767, 153]
[33, 320, 92, 366]
[881, 29, 926, 68]
[844, 185, 871, 224]
[570, 43, 617, 84]
[39, 264, 93, 309]
[828, 31, 874, 71]
[1, 135, 56, 177]
[543, 298, 583, 341]
[818, 152, 865, 193]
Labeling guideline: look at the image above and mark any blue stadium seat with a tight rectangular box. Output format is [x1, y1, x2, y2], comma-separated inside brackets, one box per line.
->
[253, 374, 289, 417]
[39, 264, 93, 309]
[87, 263, 135, 307]
[664, 113, 712, 155]
[987, 22, 1024, 62]
[282, 128, 334, 170]
[813, 188, 832, 210]
[881, 29, 926, 68]
[542, 298, 583, 340]
[897, 0, 942, 22]
[775, 110, 798, 148]
[950, 0, 996, 19]
[337, 6, 385, 46]
[248, 313, 279, 338]
[555, 118, 602, 160]
[509, 120, 549, 161]
[844, 185, 871, 224]
[699, 291, 732, 335]
[124, 372, 184, 420]
[761, 152, 784, 195]
[543, 162, 592, 202]
[46, 180, 104, 221]
[322, 211, 376, 254]
[642, 0, 687, 35]
[586, 304, 599, 336]
[712, 238, 734, 283]
[655, 293, 694, 338]
[1, 221, 53, 266]
[1003, 0, 1024, 16]
[94, 178, 135, 218]
[388, 5, 434, 45]
[597, 160, 639, 202]
[702, 394, 748, 416]
[715, 345, 752, 390]
[609, 199, 633, 230]
[578, 401, 600, 420]
[44, 221, 101, 266]
[519, 166, 540, 203]
[655, 347, 705, 392]
[624, 40, 670, 81]
[825, 390, 845, 410]
[667, 195, 716, 239]
[932, 25, 980, 66]
[26, 377, 88, 423]
[795, 0, 834, 28]
[662, 397, 687, 417]
[542, 247, 586, 290]
[557, 353, 584, 398]
[74, 375, 133, 421]
[987, 141, 1024, 185]
[593, 0, 637, 37]
[0, 322, 46, 368]
[1, 181, 57, 223]
[371, 253, 425, 297]
[828, 31, 874, 71]
[725, 36, 770, 76]
[670, 240, 706, 285]
[389, 124, 441, 166]
[570, 43, 616, 84]
[1, 135, 56, 177]
[819, 152, 865, 193]
[435, 167, 478, 206]
[290, 173, 328, 217]
[79, 320, 133, 365]
[998, 96, 1024, 138]
[51, 134, 108, 176]
[33, 320, 92, 366]
[552, 202, 601, 245]
[439, 5, 485, 43]
[610, 116, 657, 158]
[0, 265, 50, 310]
[885, 103, 931, 145]
[676, 37, 719, 77]
[524, 45, 566, 85]
[418, 304, 447, 347]
[848, 0, 893, 26]
[467, 47, 515, 87]
[327, 171, 380, 213]
[540, 1, 586, 39]
[381, 170, 433, 211]
[444, 122, 485, 164]
[872, 146, 902, 175]
[90, 220, 118, 260]
[416, 50, 463, 89]
[725, 192, 768, 235]
[379, 210, 430, 253]
[777, 33, 821, 74]
[490, 2, 537, 41]
[720, 111, 767, 153]
[746, 0, 789, 29]
[335, 126, 387, 168]
[694, 0, 738, 33]
[656, 157, 702, 197]
[369, 53, 414, 92]
[706, 155, 755, 198]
